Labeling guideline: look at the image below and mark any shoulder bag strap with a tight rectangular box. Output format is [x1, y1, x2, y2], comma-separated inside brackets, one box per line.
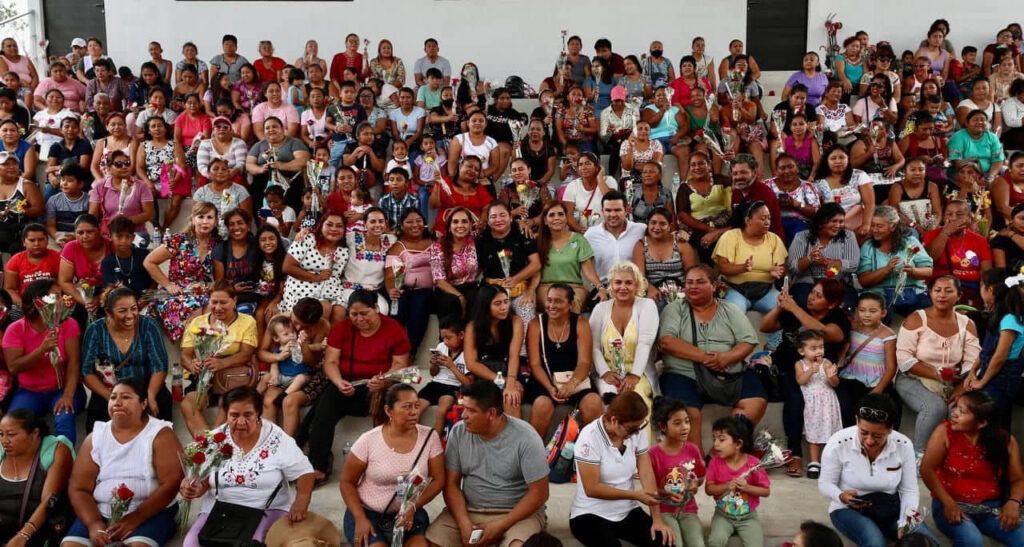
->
[842, 329, 880, 367]
[538, 314, 552, 379]
[17, 450, 41, 525]
[380, 428, 435, 515]
[687, 303, 698, 350]
[263, 480, 286, 510]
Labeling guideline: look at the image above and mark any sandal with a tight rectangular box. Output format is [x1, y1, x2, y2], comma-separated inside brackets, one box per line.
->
[806, 462, 821, 479]
[785, 456, 803, 477]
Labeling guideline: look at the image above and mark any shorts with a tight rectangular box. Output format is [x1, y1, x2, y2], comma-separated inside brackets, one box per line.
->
[425, 507, 547, 547]
[417, 381, 461, 405]
[343, 506, 429, 545]
[64, 504, 177, 547]
[278, 373, 305, 389]
[659, 369, 767, 409]
[522, 378, 597, 407]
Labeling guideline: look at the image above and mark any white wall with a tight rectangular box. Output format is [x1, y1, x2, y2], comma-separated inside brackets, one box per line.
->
[805, 0, 1015, 62]
[103, 0, 745, 87]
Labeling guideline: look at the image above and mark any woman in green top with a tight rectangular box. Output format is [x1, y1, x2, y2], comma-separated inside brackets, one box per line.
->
[0, 409, 74, 546]
[535, 202, 606, 313]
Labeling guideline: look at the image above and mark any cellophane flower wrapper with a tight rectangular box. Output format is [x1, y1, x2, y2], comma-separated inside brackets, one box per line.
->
[392, 473, 432, 547]
[899, 507, 926, 537]
[33, 294, 75, 388]
[189, 323, 230, 410]
[497, 249, 513, 278]
[739, 434, 791, 479]
[352, 366, 424, 387]
[178, 430, 234, 531]
[108, 483, 135, 525]
[610, 339, 626, 377]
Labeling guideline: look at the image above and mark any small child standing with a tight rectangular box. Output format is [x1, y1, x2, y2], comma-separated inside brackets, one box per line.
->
[649, 397, 705, 547]
[416, 315, 472, 435]
[795, 329, 842, 479]
[705, 416, 770, 547]
[837, 293, 897, 426]
[414, 133, 446, 218]
[285, 68, 307, 116]
[259, 316, 312, 423]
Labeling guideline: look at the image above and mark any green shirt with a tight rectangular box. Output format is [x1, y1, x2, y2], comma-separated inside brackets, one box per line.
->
[416, 85, 442, 110]
[0, 435, 75, 470]
[541, 233, 593, 284]
[948, 129, 1005, 174]
[658, 299, 759, 378]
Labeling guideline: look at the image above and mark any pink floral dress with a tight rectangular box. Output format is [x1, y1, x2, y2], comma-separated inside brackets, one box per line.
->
[149, 232, 218, 341]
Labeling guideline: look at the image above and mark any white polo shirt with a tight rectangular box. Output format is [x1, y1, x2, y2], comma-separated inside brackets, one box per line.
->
[584, 221, 646, 283]
[570, 417, 649, 521]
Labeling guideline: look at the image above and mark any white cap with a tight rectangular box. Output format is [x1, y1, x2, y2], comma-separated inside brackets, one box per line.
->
[70, 38, 86, 48]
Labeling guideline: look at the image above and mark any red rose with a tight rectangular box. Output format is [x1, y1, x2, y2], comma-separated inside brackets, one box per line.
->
[235, 475, 245, 485]
[220, 444, 234, 457]
[940, 367, 956, 383]
[412, 475, 424, 485]
[194, 434, 206, 444]
[191, 452, 206, 465]
[212, 431, 227, 443]
[260, 450, 269, 459]
[115, 483, 134, 501]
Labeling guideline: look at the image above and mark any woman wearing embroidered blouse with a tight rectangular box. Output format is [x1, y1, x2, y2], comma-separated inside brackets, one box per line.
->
[813, 147, 875, 237]
[857, 206, 934, 318]
[338, 207, 394, 318]
[179, 387, 314, 546]
[590, 261, 659, 426]
[714, 201, 788, 314]
[535, 202, 604, 313]
[920, 391, 1024, 546]
[80, 287, 170, 430]
[895, 275, 982, 450]
[766, 154, 820, 245]
[340, 383, 444, 547]
[430, 207, 480, 320]
[787, 202, 860, 309]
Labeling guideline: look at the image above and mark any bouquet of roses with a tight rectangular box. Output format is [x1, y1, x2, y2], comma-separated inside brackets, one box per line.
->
[516, 180, 540, 214]
[892, 244, 922, 298]
[392, 472, 432, 547]
[352, 366, 424, 387]
[79, 281, 97, 323]
[178, 430, 234, 531]
[660, 280, 681, 302]
[940, 366, 960, 399]
[108, 483, 135, 527]
[610, 338, 626, 377]
[694, 129, 724, 158]
[899, 507, 927, 538]
[189, 322, 230, 412]
[34, 294, 75, 388]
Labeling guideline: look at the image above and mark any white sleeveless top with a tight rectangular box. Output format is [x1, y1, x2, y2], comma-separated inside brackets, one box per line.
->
[91, 417, 173, 517]
[455, 133, 496, 169]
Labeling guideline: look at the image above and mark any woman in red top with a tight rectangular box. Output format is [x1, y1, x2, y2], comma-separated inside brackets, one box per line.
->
[3, 223, 60, 308]
[56, 214, 110, 326]
[920, 391, 1024, 545]
[428, 155, 492, 235]
[990, 152, 1024, 231]
[923, 200, 992, 308]
[329, 34, 366, 85]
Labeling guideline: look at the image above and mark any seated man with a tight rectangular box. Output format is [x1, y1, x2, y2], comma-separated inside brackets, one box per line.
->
[427, 380, 550, 547]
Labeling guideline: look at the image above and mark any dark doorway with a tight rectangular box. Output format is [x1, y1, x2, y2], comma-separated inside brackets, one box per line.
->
[746, 0, 808, 71]
[42, 0, 106, 67]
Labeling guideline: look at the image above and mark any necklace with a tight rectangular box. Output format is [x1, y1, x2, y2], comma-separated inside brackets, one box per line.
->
[549, 317, 570, 349]
[114, 253, 133, 279]
[1, 454, 25, 480]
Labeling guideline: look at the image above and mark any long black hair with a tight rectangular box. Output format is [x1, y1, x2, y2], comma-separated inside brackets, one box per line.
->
[255, 224, 286, 288]
[958, 391, 1010, 491]
[470, 284, 513, 351]
[807, 202, 848, 242]
[814, 147, 854, 183]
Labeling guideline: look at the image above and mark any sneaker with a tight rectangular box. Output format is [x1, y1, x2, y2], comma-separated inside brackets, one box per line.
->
[806, 462, 821, 479]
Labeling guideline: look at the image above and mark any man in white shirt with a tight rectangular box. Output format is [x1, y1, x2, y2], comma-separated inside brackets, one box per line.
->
[414, 38, 452, 87]
[584, 190, 646, 284]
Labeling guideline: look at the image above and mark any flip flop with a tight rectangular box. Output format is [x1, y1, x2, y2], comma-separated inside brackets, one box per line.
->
[785, 456, 803, 478]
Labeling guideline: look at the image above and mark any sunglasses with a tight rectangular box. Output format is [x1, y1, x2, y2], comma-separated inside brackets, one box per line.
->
[111, 161, 131, 168]
[857, 406, 890, 424]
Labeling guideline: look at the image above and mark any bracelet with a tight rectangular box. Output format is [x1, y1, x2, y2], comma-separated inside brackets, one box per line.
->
[24, 522, 37, 532]
[17, 531, 31, 540]
[1009, 498, 1022, 505]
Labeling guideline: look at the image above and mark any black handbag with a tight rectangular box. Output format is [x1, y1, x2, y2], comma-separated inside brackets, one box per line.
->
[727, 281, 774, 303]
[688, 304, 744, 406]
[858, 491, 901, 539]
[198, 471, 284, 547]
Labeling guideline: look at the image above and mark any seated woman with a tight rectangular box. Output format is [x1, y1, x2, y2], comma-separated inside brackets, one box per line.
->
[858, 206, 934, 318]
[991, 204, 1024, 273]
[898, 112, 949, 186]
[446, 111, 499, 180]
[535, 202, 604, 313]
[196, 113, 249, 185]
[525, 283, 602, 439]
[337, 207, 394, 318]
[990, 152, 1024, 231]
[497, 158, 553, 236]
[850, 121, 906, 181]
[429, 156, 493, 236]
[766, 154, 820, 245]
[921, 391, 1024, 546]
[0, 149, 44, 254]
[0, 409, 74, 546]
[816, 81, 856, 146]
[590, 262, 660, 430]
[922, 200, 992, 308]
[886, 157, 942, 237]
[81, 287, 170, 431]
[619, 121, 664, 178]
[787, 203, 860, 310]
[895, 276, 982, 451]
[340, 383, 444, 547]
[771, 113, 820, 180]
[813, 147, 875, 237]
[193, 158, 252, 232]
[641, 86, 688, 175]
[633, 207, 697, 309]
[1, 278, 84, 443]
[713, 200, 788, 314]
[948, 110, 1006, 183]
[385, 209, 433, 355]
[554, 86, 598, 154]
[658, 264, 762, 454]
[675, 152, 732, 263]
[179, 281, 258, 435]
[761, 279, 850, 477]
[721, 89, 764, 177]
[144, 201, 219, 341]
[560, 152, 615, 232]
[63, 379, 182, 547]
[629, 162, 674, 224]
[213, 208, 261, 313]
[88, 149, 154, 238]
[179, 387, 314, 546]
[476, 201, 541, 322]
[3, 223, 60, 310]
[430, 207, 480, 320]
[570, 391, 673, 547]
[464, 285, 525, 416]
[819, 392, 937, 546]
[246, 116, 311, 214]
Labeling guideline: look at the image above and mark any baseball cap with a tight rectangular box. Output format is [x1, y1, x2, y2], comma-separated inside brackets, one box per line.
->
[0, 151, 18, 164]
[610, 85, 627, 102]
[212, 115, 232, 126]
[70, 38, 87, 49]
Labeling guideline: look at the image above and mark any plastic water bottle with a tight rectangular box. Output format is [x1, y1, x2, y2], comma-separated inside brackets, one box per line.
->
[553, 441, 575, 476]
[494, 372, 506, 389]
[171, 362, 183, 402]
[151, 227, 162, 248]
[289, 342, 303, 363]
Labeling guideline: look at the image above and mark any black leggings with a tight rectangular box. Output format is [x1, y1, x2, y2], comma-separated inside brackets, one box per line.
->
[569, 507, 665, 547]
[307, 383, 370, 471]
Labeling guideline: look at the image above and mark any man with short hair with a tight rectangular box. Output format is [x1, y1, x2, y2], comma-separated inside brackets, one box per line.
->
[426, 380, 549, 547]
[593, 38, 626, 79]
[730, 155, 785, 241]
[209, 34, 249, 83]
[65, 38, 86, 69]
[584, 190, 646, 285]
[414, 38, 451, 87]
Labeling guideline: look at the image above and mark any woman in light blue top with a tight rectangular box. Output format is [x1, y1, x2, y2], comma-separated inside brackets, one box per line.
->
[857, 206, 934, 319]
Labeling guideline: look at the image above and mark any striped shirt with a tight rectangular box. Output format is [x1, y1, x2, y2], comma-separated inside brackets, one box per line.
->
[839, 329, 896, 388]
[786, 229, 860, 286]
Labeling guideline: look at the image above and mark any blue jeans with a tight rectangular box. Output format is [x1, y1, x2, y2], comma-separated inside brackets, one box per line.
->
[723, 287, 779, 314]
[932, 498, 1024, 546]
[329, 138, 353, 168]
[879, 287, 931, 322]
[343, 506, 429, 545]
[831, 508, 938, 547]
[9, 385, 86, 443]
[417, 184, 430, 220]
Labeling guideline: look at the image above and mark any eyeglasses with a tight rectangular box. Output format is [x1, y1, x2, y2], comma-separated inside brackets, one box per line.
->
[623, 420, 648, 435]
[857, 406, 890, 423]
[111, 161, 131, 168]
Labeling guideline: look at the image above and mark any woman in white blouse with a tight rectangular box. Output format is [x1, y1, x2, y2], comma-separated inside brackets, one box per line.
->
[819, 392, 939, 546]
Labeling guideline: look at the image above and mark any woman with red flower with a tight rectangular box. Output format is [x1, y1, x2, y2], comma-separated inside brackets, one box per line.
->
[65, 379, 182, 547]
[857, 206, 935, 319]
[179, 387, 315, 546]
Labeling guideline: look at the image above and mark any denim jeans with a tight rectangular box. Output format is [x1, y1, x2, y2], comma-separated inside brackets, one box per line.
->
[9, 385, 85, 443]
[932, 498, 1024, 546]
[831, 508, 938, 547]
[894, 373, 948, 448]
[879, 287, 931, 321]
[723, 287, 779, 314]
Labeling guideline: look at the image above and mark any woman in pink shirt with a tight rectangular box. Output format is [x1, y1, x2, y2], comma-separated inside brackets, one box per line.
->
[251, 81, 299, 140]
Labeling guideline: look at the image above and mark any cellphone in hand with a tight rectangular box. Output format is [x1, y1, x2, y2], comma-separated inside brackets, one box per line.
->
[469, 529, 484, 544]
[258, 208, 273, 218]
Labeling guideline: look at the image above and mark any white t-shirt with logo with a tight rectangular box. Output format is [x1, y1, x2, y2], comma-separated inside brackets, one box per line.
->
[570, 418, 649, 521]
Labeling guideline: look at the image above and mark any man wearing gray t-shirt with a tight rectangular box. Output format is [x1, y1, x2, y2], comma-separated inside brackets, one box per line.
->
[426, 381, 549, 547]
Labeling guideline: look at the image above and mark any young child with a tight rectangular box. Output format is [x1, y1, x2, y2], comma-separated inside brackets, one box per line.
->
[414, 133, 446, 218]
[555, 142, 581, 201]
[952, 46, 981, 98]
[794, 329, 842, 479]
[837, 292, 897, 427]
[649, 397, 705, 547]
[328, 80, 367, 167]
[386, 139, 414, 178]
[378, 167, 419, 229]
[705, 416, 770, 547]
[259, 185, 296, 236]
[285, 68, 307, 116]
[294, 189, 315, 233]
[346, 188, 371, 234]
[259, 316, 312, 421]
[45, 163, 91, 244]
[2, 71, 29, 110]
[788, 521, 844, 547]
[416, 68, 444, 110]
[416, 315, 472, 434]
[311, 145, 336, 203]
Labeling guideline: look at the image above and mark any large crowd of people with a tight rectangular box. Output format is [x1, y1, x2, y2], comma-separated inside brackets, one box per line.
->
[0, 17, 1024, 547]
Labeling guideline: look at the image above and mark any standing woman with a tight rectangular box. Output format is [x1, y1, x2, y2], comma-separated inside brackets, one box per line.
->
[143, 201, 219, 341]
[136, 116, 187, 235]
[633, 207, 697, 307]
[368, 39, 406, 88]
[535, 202, 605, 313]
[385, 209, 434, 355]
[590, 261, 660, 422]
[464, 285, 525, 417]
[813, 147, 875, 237]
[429, 207, 480, 320]
[57, 214, 109, 325]
[90, 112, 133, 181]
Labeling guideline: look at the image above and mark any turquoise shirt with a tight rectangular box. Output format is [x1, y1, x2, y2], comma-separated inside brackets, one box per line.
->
[948, 129, 1005, 174]
[857, 236, 933, 294]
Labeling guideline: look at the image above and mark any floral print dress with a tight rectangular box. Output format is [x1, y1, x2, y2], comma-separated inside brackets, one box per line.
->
[149, 232, 217, 341]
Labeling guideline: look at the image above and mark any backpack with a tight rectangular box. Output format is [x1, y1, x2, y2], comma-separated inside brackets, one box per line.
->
[545, 409, 581, 483]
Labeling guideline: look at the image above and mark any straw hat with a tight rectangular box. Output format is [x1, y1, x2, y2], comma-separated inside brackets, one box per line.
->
[264, 512, 342, 547]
